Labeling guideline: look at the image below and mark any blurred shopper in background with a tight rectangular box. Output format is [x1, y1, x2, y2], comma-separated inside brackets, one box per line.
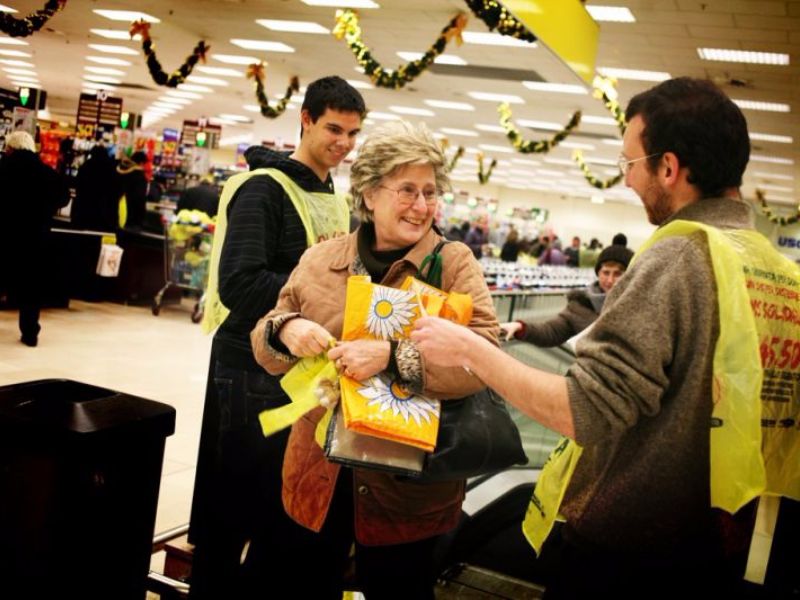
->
[71, 145, 120, 232]
[500, 226, 521, 262]
[178, 175, 220, 218]
[564, 236, 581, 267]
[117, 150, 148, 230]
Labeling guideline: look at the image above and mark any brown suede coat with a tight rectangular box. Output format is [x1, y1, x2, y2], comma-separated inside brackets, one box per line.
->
[251, 226, 499, 545]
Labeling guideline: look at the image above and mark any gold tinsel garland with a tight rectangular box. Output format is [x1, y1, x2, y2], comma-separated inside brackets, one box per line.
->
[756, 189, 800, 226]
[463, 0, 537, 43]
[592, 75, 626, 135]
[573, 150, 623, 190]
[247, 63, 300, 119]
[0, 0, 65, 38]
[332, 9, 467, 89]
[498, 103, 581, 153]
[477, 152, 497, 184]
[130, 20, 208, 88]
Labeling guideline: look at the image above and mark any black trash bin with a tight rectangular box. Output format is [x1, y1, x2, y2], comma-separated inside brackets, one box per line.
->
[0, 379, 176, 600]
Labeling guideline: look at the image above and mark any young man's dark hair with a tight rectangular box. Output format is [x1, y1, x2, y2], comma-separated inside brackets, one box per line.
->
[302, 75, 367, 122]
[625, 77, 749, 198]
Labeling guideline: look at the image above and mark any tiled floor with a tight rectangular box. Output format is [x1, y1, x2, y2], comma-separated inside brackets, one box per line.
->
[0, 299, 211, 556]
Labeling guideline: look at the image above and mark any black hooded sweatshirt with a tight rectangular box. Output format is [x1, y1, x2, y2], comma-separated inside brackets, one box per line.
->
[213, 146, 335, 371]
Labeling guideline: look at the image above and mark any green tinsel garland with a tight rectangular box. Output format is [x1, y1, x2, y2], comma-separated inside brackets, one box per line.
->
[247, 63, 300, 119]
[756, 189, 800, 226]
[463, 0, 537, 43]
[498, 103, 581, 154]
[447, 146, 465, 172]
[131, 20, 208, 88]
[0, 0, 65, 38]
[573, 150, 623, 190]
[477, 152, 498, 184]
[333, 9, 468, 89]
[592, 75, 626, 135]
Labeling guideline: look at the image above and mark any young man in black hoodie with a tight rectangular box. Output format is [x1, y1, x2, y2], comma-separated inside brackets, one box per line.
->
[189, 76, 365, 599]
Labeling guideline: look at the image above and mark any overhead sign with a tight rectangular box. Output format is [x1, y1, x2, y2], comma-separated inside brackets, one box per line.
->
[503, 0, 599, 85]
[181, 120, 222, 149]
[76, 92, 123, 140]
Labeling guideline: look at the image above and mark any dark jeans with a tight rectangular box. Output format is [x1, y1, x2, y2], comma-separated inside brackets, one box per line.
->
[189, 358, 295, 600]
[6, 266, 42, 341]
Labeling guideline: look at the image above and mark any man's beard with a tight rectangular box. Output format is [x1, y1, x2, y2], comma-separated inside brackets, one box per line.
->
[643, 181, 672, 225]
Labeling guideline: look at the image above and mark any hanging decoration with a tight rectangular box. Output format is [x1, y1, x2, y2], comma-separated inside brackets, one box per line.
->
[247, 63, 300, 119]
[130, 20, 208, 88]
[332, 9, 468, 89]
[0, 0, 66, 38]
[463, 0, 537, 43]
[592, 75, 626, 135]
[440, 139, 465, 173]
[498, 103, 581, 154]
[755, 189, 800, 226]
[573, 150, 623, 190]
[477, 152, 497, 184]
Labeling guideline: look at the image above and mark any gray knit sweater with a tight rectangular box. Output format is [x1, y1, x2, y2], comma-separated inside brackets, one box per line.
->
[563, 196, 755, 555]
[518, 282, 604, 347]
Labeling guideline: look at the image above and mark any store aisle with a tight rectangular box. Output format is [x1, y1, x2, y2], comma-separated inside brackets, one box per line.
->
[0, 300, 211, 534]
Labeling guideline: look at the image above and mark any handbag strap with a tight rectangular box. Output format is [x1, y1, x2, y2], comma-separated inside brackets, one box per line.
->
[417, 240, 448, 288]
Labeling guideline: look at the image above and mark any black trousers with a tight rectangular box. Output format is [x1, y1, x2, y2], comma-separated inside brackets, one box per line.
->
[6, 264, 43, 341]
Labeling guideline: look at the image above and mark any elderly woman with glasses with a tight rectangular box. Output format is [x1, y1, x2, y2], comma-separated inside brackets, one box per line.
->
[250, 120, 498, 599]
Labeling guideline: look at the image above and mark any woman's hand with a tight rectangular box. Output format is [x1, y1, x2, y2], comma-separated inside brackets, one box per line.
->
[499, 321, 522, 341]
[328, 340, 390, 381]
[278, 318, 334, 357]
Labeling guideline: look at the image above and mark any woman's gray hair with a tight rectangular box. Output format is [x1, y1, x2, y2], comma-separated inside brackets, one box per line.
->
[5, 131, 36, 152]
[350, 120, 451, 223]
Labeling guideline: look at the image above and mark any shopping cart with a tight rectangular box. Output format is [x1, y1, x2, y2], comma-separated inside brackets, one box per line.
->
[152, 210, 215, 323]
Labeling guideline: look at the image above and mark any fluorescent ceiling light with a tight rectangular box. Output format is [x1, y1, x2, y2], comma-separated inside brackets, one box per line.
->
[733, 99, 790, 113]
[186, 75, 229, 86]
[754, 172, 793, 181]
[0, 59, 33, 66]
[93, 10, 160, 22]
[468, 91, 524, 104]
[750, 154, 794, 165]
[366, 111, 401, 121]
[147, 107, 176, 114]
[598, 67, 671, 81]
[396, 51, 467, 66]
[345, 79, 373, 90]
[522, 81, 587, 94]
[218, 113, 252, 122]
[196, 65, 244, 77]
[164, 90, 203, 99]
[537, 169, 565, 177]
[9, 79, 39, 86]
[582, 115, 618, 126]
[750, 132, 793, 144]
[0, 50, 31, 57]
[0, 37, 27, 46]
[475, 124, 506, 133]
[585, 156, 621, 166]
[478, 144, 514, 154]
[602, 138, 623, 146]
[153, 102, 182, 110]
[759, 194, 795, 204]
[86, 55, 132, 66]
[256, 19, 329, 34]
[462, 31, 534, 48]
[178, 83, 213, 93]
[88, 44, 139, 55]
[389, 105, 435, 117]
[560, 141, 596, 150]
[157, 97, 191, 105]
[301, 0, 379, 7]
[543, 158, 574, 166]
[84, 66, 125, 75]
[211, 54, 260, 65]
[91, 29, 140, 40]
[511, 158, 540, 166]
[82, 82, 118, 91]
[585, 5, 635, 22]
[757, 183, 794, 192]
[424, 99, 474, 111]
[243, 104, 261, 113]
[3, 67, 37, 76]
[83, 75, 122, 84]
[230, 39, 294, 53]
[591, 194, 605, 204]
[440, 128, 478, 137]
[0, 5, 17, 12]
[516, 119, 563, 131]
[698, 48, 789, 66]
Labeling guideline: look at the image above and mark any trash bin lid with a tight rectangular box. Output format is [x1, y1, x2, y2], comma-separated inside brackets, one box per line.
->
[0, 379, 176, 440]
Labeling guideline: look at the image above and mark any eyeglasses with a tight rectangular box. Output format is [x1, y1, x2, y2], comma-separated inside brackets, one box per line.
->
[617, 153, 662, 175]
[378, 184, 438, 206]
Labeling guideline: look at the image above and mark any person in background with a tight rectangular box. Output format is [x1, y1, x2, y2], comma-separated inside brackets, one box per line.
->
[501, 244, 634, 346]
[71, 145, 120, 232]
[0, 131, 68, 346]
[612, 232, 628, 247]
[189, 76, 365, 600]
[538, 238, 567, 266]
[250, 120, 498, 599]
[117, 150, 148, 230]
[412, 77, 785, 597]
[178, 174, 220, 218]
[446, 220, 470, 242]
[564, 235, 581, 267]
[464, 218, 487, 258]
[500, 226, 521, 262]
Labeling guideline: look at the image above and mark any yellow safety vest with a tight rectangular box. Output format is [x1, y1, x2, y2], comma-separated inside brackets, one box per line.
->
[523, 220, 800, 554]
[201, 167, 349, 334]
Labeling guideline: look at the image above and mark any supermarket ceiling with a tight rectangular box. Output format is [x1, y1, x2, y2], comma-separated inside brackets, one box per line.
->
[1, 0, 798, 206]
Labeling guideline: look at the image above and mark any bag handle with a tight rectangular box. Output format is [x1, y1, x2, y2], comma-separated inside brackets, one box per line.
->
[417, 240, 448, 288]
